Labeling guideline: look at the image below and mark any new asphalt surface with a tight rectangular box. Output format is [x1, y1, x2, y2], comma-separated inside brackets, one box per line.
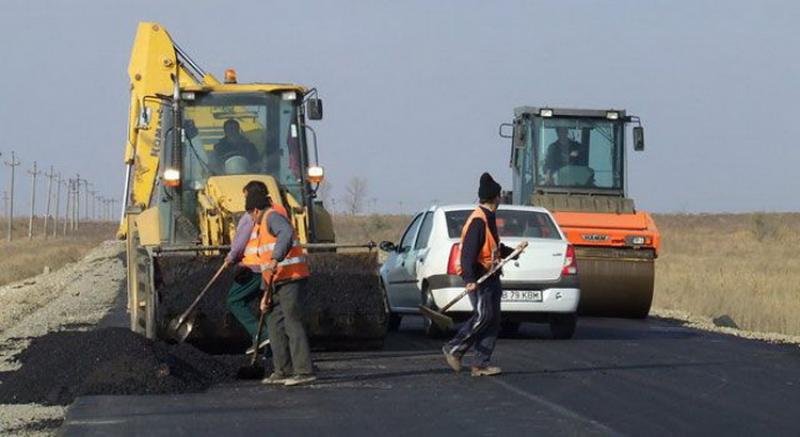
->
[60, 316, 800, 436]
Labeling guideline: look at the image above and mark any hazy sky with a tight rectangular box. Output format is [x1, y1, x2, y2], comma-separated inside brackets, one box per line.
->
[0, 0, 798, 216]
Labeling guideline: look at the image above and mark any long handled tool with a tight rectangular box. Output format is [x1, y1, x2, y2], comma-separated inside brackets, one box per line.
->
[236, 278, 275, 380]
[419, 241, 528, 331]
[166, 262, 228, 343]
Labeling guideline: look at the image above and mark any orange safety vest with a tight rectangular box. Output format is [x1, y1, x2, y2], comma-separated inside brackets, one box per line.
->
[455, 207, 499, 276]
[254, 207, 310, 283]
[240, 202, 290, 269]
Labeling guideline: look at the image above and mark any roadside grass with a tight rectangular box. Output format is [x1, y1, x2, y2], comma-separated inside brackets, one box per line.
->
[334, 212, 800, 337]
[652, 212, 800, 336]
[0, 218, 116, 287]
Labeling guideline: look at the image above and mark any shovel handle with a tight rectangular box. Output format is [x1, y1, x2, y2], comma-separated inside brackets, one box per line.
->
[175, 262, 228, 326]
[437, 242, 529, 313]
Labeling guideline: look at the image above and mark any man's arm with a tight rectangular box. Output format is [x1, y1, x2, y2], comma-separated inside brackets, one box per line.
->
[267, 212, 295, 262]
[460, 218, 485, 284]
[225, 214, 255, 264]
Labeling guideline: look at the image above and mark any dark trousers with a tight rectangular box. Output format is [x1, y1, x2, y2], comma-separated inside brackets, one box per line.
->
[445, 277, 502, 367]
[267, 279, 314, 376]
[226, 270, 265, 339]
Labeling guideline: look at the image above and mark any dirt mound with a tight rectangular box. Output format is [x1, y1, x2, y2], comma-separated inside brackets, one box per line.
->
[0, 328, 236, 405]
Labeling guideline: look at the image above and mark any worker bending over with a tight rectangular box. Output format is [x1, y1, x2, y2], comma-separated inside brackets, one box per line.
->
[443, 172, 515, 377]
[256, 196, 316, 387]
[225, 181, 272, 356]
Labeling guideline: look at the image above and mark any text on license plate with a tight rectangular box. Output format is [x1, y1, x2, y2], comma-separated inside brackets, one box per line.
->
[502, 290, 542, 302]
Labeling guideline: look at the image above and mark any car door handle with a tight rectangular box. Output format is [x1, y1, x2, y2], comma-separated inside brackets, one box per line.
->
[418, 257, 425, 264]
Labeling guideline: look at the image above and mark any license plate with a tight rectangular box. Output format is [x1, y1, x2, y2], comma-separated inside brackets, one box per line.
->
[502, 290, 542, 302]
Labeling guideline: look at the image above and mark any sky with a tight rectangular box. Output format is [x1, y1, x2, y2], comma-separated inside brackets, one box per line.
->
[0, 0, 798, 217]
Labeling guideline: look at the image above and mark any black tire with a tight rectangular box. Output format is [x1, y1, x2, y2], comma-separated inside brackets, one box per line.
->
[500, 321, 521, 336]
[422, 287, 447, 339]
[549, 314, 577, 339]
[388, 312, 402, 331]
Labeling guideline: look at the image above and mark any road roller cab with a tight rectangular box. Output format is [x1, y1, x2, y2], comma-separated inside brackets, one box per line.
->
[500, 107, 659, 318]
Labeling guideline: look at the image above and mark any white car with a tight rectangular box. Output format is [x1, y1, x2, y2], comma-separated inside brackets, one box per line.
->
[379, 204, 580, 339]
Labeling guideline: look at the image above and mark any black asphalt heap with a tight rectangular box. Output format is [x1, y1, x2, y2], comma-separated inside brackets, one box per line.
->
[0, 328, 236, 405]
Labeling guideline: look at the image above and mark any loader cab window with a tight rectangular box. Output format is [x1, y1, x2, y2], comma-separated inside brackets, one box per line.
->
[532, 117, 624, 191]
[180, 92, 307, 201]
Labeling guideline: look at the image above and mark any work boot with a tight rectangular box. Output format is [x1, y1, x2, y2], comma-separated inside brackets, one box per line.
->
[261, 372, 289, 385]
[246, 338, 270, 356]
[442, 346, 462, 373]
[284, 374, 317, 386]
[471, 366, 502, 377]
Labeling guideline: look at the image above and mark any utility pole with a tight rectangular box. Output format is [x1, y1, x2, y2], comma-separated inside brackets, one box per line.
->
[74, 173, 83, 230]
[64, 179, 72, 236]
[83, 180, 91, 221]
[27, 161, 42, 240]
[43, 165, 56, 238]
[109, 199, 118, 223]
[66, 179, 74, 234]
[4, 151, 21, 241]
[53, 173, 62, 238]
[88, 190, 96, 221]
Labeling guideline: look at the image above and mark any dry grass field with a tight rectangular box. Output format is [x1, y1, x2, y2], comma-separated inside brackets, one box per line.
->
[333, 212, 800, 337]
[0, 218, 116, 287]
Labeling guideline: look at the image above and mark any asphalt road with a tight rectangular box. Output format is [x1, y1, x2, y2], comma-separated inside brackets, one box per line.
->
[60, 317, 800, 436]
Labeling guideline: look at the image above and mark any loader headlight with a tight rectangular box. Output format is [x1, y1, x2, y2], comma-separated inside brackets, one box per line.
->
[539, 108, 554, 117]
[606, 111, 620, 120]
[163, 168, 181, 187]
[307, 166, 324, 184]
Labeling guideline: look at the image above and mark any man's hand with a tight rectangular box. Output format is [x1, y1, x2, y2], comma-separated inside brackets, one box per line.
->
[465, 282, 478, 293]
[265, 259, 278, 272]
[259, 292, 270, 313]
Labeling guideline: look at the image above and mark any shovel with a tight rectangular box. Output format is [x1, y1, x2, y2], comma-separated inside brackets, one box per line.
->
[166, 262, 228, 343]
[236, 278, 274, 380]
[419, 241, 528, 331]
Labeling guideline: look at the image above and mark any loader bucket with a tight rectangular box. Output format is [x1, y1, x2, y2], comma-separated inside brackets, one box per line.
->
[303, 251, 388, 349]
[151, 250, 387, 352]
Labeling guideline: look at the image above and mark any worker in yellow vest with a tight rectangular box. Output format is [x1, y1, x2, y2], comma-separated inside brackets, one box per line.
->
[255, 195, 316, 387]
[443, 173, 515, 376]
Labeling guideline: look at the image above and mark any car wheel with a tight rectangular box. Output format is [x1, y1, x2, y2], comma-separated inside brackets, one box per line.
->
[500, 321, 521, 336]
[422, 287, 447, 339]
[549, 314, 577, 339]
[388, 312, 402, 331]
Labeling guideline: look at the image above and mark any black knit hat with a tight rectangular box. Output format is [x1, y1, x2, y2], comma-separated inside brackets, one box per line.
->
[245, 189, 269, 211]
[478, 172, 501, 201]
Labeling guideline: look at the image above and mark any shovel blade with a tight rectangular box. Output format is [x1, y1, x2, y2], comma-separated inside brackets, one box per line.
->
[418, 304, 454, 331]
[166, 316, 194, 343]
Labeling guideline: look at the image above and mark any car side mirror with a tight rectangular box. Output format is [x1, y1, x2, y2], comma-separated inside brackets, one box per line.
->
[379, 241, 397, 252]
[633, 126, 645, 151]
[307, 98, 323, 120]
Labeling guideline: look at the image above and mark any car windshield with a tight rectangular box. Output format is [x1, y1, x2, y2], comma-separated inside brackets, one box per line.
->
[180, 92, 306, 199]
[445, 209, 561, 239]
[533, 117, 624, 190]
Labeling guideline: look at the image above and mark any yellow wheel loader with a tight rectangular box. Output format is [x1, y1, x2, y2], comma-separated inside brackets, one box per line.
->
[120, 22, 386, 350]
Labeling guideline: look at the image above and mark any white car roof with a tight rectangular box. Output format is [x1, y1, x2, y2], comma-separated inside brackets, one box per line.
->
[428, 204, 552, 214]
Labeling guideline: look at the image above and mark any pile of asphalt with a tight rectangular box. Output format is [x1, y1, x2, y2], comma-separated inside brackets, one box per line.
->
[0, 328, 236, 406]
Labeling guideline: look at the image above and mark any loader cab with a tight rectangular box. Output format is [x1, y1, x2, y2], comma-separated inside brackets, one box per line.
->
[504, 107, 644, 206]
[158, 88, 320, 243]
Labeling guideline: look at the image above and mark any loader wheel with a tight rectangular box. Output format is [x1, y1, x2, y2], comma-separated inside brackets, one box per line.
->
[549, 314, 577, 340]
[387, 313, 403, 332]
[422, 287, 446, 339]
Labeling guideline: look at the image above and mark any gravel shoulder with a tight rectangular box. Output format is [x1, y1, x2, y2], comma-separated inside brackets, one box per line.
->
[0, 241, 126, 436]
[651, 307, 800, 346]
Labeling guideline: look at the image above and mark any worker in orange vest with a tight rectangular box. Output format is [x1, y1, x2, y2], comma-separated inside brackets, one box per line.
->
[255, 194, 316, 387]
[443, 173, 515, 376]
[225, 181, 273, 356]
